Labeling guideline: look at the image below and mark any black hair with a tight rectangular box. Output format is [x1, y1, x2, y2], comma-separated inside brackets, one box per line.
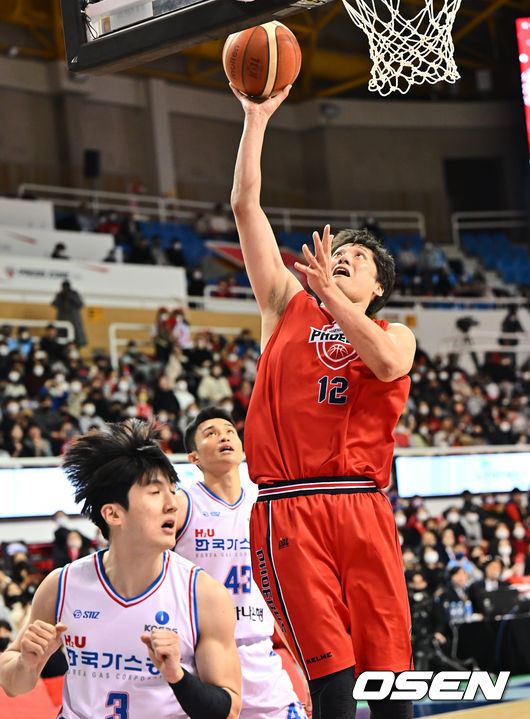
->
[331, 228, 395, 316]
[484, 557, 502, 570]
[449, 565, 466, 578]
[184, 406, 236, 453]
[62, 419, 178, 540]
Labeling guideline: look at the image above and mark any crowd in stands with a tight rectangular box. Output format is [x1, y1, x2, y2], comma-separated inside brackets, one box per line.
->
[0, 316, 259, 458]
[0, 303, 529, 461]
[398, 488, 530, 669]
[1, 484, 529, 675]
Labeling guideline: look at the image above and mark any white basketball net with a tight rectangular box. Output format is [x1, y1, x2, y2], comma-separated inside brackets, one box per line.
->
[342, 0, 463, 96]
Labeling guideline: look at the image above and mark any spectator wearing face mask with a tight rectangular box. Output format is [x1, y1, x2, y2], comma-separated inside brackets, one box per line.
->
[78, 402, 106, 434]
[66, 379, 87, 418]
[460, 508, 483, 545]
[173, 377, 195, 412]
[442, 507, 467, 541]
[489, 522, 511, 557]
[15, 327, 34, 357]
[24, 359, 48, 396]
[10, 552, 39, 599]
[407, 571, 450, 671]
[178, 401, 200, 435]
[46, 372, 70, 410]
[511, 521, 530, 555]
[496, 538, 514, 569]
[446, 542, 482, 581]
[111, 376, 136, 406]
[419, 546, 446, 593]
[3, 367, 27, 401]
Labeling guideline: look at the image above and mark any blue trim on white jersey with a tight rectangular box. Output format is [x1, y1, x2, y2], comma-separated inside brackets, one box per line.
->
[176, 488, 192, 541]
[197, 481, 244, 508]
[55, 564, 69, 623]
[96, 549, 170, 605]
[192, 567, 202, 646]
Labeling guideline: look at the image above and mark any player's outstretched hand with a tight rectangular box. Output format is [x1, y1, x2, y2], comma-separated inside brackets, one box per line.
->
[230, 83, 291, 119]
[294, 225, 335, 300]
[20, 620, 67, 668]
[140, 628, 183, 684]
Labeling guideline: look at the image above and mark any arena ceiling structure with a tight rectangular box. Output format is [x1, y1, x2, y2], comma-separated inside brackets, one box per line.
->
[0, 0, 529, 101]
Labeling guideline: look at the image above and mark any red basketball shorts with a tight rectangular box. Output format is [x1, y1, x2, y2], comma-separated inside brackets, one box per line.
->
[250, 479, 413, 681]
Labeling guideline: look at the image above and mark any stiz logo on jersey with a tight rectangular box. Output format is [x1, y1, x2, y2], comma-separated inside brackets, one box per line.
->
[73, 609, 100, 619]
[309, 323, 358, 369]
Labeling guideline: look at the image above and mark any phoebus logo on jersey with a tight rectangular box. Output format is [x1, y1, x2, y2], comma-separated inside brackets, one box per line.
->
[309, 323, 358, 370]
[352, 671, 510, 701]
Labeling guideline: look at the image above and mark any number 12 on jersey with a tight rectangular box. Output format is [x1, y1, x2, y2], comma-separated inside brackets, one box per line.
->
[318, 376, 348, 404]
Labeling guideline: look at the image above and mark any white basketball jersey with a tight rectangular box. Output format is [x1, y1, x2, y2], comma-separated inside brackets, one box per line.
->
[56, 550, 200, 719]
[175, 481, 274, 641]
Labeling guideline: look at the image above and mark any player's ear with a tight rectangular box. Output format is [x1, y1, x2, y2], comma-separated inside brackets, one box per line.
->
[101, 503, 123, 529]
[374, 282, 383, 297]
[187, 451, 201, 469]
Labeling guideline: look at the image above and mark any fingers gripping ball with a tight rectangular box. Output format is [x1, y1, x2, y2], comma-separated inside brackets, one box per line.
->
[222, 21, 301, 99]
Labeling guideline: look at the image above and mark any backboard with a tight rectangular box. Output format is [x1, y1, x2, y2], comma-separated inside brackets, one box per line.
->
[61, 0, 334, 74]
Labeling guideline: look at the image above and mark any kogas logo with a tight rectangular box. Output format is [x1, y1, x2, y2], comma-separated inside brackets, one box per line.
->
[308, 323, 358, 370]
[145, 610, 178, 633]
[155, 611, 170, 626]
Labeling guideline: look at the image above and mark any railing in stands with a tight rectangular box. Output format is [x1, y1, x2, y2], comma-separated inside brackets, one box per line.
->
[108, 322, 245, 369]
[451, 210, 528, 249]
[17, 183, 427, 238]
[0, 318, 75, 344]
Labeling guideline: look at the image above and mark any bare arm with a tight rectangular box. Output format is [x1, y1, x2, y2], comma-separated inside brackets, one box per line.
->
[0, 570, 66, 696]
[194, 571, 241, 718]
[230, 85, 302, 349]
[140, 571, 240, 718]
[174, 488, 189, 535]
[294, 228, 416, 380]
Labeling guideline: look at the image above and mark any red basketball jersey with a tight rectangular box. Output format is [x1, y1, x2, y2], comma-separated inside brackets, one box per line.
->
[245, 291, 410, 488]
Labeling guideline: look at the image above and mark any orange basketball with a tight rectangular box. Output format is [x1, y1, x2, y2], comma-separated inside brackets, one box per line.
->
[222, 21, 301, 100]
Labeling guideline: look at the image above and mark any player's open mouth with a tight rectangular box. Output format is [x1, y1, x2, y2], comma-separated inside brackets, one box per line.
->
[333, 266, 350, 277]
[219, 446, 234, 454]
[162, 519, 175, 530]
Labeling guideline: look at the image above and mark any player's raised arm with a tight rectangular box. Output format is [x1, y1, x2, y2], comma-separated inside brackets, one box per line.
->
[0, 569, 66, 697]
[230, 85, 302, 348]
